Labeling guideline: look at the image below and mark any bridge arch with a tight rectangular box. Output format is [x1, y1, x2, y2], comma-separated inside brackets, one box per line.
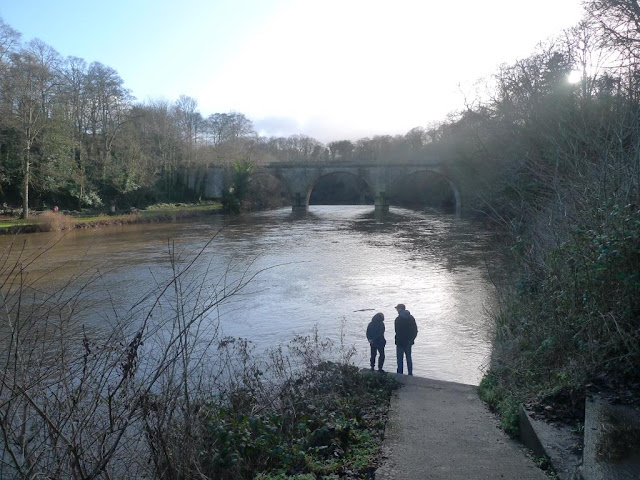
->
[228, 161, 462, 215]
[307, 170, 375, 206]
[388, 168, 461, 216]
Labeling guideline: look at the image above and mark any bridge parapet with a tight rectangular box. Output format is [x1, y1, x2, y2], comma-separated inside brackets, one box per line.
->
[200, 160, 460, 215]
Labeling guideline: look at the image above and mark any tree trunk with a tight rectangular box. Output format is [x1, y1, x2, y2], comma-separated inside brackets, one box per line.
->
[22, 150, 30, 219]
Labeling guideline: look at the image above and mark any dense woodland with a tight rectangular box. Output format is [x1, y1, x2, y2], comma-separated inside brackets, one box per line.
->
[0, 1, 639, 475]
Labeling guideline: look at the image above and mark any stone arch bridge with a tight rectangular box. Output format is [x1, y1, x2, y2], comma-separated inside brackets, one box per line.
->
[195, 161, 461, 215]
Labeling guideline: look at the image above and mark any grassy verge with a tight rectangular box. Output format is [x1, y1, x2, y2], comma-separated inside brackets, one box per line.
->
[0, 202, 223, 234]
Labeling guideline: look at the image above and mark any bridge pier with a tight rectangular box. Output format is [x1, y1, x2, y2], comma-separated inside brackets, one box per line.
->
[375, 191, 389, 213]
[291, 192, 308, 211]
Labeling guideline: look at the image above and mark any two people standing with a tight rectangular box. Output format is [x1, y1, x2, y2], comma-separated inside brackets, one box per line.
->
[366, 303, 418, 375]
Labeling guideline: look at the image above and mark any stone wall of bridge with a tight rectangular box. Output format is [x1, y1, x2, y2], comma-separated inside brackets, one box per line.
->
[194, 161, 461, 215]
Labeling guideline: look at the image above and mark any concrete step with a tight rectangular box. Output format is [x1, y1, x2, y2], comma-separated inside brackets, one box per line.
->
[375, 373, 547, 479]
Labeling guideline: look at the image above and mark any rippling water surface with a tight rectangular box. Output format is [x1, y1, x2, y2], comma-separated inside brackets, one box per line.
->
[0, 206, 500, 384]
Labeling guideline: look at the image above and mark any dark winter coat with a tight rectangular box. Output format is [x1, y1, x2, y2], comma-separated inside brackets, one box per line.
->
[394, 310, 418, 346]
[366, 313, 386, 348]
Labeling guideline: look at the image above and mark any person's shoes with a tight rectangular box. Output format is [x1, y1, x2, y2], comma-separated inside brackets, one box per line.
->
[408, 373, 413, 376]
[378, 369, 386, 373]
[370, 366, 375, 371]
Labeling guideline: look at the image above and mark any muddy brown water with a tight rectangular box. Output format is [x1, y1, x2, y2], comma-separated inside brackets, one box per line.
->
[0, 206, 502, 385]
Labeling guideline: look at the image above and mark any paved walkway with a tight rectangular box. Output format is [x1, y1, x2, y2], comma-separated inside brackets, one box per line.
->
[375, 375, 548, 479]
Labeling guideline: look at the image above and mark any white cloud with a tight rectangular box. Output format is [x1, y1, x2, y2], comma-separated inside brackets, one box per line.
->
[192, 0, 585, 141]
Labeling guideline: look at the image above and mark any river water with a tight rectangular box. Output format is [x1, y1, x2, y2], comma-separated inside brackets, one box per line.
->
[0, 206, 500, 385]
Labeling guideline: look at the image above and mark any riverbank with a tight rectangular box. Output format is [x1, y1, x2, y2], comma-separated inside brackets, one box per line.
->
[0, 201, 224, 234]
[0, 205, 499, 477]
[478, 205, 640, 445]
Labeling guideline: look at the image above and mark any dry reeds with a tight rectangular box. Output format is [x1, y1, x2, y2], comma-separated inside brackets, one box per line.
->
[36, 210, 76, 231]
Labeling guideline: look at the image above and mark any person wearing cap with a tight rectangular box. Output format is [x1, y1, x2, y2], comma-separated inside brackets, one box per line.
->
[394, 303, 418, 375]
[366, 312, 386, 372]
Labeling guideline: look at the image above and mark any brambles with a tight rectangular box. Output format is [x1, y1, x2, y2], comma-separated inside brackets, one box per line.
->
[482, 203, 640, 434]
[184, 361, 397, 479]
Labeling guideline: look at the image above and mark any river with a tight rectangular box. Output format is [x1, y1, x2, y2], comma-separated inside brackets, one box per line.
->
[0, 205, 500, 385]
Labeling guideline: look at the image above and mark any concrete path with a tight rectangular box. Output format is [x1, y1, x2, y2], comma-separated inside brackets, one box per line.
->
[375, 374, 548, 479]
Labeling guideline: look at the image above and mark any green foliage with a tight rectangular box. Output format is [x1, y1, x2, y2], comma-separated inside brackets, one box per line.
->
[478, 374, 522, 436]
[255, 475, 316, 480]
[71, 188, 103, 208]
[222, 160, 254, 213]
[232, 160, 254, 198]
[144, 328, 398, 480]
[190, 363, 397, 479]
[483, 204, 640, 432]
[221, 187, 242, 214]
[448, 15, 640, 434]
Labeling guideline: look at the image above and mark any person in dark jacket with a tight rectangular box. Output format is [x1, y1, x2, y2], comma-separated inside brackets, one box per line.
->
[394, 303, 418, 375]
[366, 312, 386, 372]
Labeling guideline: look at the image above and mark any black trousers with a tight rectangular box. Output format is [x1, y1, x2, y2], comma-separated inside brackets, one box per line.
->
[370, 345, 385, 370]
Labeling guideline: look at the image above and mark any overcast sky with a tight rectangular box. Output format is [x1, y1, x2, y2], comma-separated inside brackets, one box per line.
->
[1, 0, 585, 142]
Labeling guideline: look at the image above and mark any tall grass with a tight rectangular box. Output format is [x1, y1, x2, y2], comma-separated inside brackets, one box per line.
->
[35, 211, 76, 231]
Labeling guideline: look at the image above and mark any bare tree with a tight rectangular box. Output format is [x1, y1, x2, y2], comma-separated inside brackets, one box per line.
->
[59, 56, 90, 206]
[85, 62, 132, 186]
[585, 0, 640, 58]
[0, 232, 271, 478]
[0, 17, 20, 79]
[0, 40, 60, 218]
[173, 95, 202, 148]
[205, 112, 255, 146]
[562, 21, 610, 100]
